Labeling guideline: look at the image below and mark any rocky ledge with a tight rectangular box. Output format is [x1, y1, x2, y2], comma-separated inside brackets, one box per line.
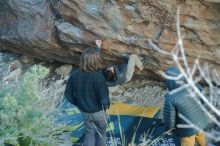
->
[0, 0, 220, 79]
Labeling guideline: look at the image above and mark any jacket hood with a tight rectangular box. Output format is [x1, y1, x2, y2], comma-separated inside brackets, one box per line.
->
[166, 66, 181, 91]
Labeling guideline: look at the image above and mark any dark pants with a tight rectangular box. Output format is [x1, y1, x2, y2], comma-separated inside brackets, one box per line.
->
[83, 111, 108, 146]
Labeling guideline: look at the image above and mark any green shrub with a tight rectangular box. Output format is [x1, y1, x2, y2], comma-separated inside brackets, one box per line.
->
[0, 65, 63, 146]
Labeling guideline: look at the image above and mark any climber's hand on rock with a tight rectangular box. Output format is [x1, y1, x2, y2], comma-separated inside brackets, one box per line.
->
[95, 40, 102, 48]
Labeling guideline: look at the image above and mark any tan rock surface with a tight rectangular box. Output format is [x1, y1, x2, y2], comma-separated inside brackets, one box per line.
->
[0, 0, 220, 79]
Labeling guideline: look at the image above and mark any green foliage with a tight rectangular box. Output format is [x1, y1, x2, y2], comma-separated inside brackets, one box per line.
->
[0, 65, 62, 146]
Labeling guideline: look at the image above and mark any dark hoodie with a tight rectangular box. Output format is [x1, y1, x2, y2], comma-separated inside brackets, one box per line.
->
[64, 69, 110, 113]
[104, 64, 127, 87]
[163, 66, 208, 137]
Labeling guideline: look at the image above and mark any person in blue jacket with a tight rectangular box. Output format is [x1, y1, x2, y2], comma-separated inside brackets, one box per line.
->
[163, 66, 208, 146]
[64, 47, 110, 146]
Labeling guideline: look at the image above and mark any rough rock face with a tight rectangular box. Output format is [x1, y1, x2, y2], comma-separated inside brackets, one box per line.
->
[0, 0, 220, 79]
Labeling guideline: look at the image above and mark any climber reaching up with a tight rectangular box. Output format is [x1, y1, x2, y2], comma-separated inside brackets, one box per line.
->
[102, 53, 148, 87]
[94, 40, 148, 87]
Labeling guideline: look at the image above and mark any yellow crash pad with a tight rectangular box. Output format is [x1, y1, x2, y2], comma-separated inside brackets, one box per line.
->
[108, 102, 160, 118]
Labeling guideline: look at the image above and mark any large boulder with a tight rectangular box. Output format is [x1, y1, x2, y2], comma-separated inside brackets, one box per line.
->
[0, 0, 220, 79]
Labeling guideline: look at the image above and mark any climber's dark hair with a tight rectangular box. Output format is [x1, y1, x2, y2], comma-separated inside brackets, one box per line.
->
[103, 69, 114, 82]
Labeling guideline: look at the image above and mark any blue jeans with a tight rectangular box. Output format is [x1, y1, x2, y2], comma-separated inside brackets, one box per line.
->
[83, 111, 108, 146]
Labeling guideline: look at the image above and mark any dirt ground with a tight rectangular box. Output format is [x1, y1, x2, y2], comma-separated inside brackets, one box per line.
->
[108, 79, 167, 119]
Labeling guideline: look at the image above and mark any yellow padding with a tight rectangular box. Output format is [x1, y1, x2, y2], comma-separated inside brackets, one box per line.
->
[108, 102, 160, 118]
[70, 137, 80, 143]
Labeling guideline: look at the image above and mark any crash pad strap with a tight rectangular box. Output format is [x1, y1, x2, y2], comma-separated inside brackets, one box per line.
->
[108, 102, 160, 118]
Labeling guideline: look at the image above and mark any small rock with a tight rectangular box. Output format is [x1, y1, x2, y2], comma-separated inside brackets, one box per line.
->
[108, 85, 125, 94]
[21, 55, 34, 64]
[38, 62, 47, 65]
[9, 57, 15, 61]
[55, 64, 73, 76]
[3, 68, 22, 82]
[9, 60, 22, 71]
[111, 91, 122, 97]
[210, 65, 220, 85]
[123, 91, 133, 97]
[52, 76, 56, 81]
[55, 79, 65, 85]
[49, 60, 54, 63]
[64, 75, 70, 81]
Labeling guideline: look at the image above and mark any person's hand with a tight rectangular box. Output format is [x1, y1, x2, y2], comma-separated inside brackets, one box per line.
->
[95, 40, 102, 48]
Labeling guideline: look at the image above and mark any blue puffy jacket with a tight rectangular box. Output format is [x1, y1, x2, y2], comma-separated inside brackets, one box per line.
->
[163, 66, 208, 137]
